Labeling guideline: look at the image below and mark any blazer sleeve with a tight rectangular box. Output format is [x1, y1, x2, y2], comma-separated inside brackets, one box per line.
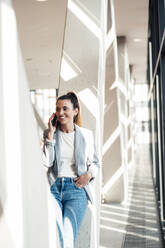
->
[42, 129, 55, 168]
[87, 130, 100, 180]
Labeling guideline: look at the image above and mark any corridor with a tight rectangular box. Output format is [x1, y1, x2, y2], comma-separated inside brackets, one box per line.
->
[100, 144, 164, 248]
[0, 0, 164, 247]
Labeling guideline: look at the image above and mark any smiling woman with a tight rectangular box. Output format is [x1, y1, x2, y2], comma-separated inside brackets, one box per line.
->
[55, 99, 79, 129]
[43, 91, 100, 248]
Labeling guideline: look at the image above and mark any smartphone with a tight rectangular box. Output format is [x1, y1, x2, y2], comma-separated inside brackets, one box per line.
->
[51, 114, 57, 126]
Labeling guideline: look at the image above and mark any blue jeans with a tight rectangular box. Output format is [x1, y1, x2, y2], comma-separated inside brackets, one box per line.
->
[50, 177, 87, 248]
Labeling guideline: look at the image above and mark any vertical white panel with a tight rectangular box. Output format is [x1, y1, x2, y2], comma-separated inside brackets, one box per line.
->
[0, 0, 50, 247]
[1, 1, 23, 246]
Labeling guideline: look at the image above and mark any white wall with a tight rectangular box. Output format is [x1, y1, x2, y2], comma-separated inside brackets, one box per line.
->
[0, 1, 50, 247]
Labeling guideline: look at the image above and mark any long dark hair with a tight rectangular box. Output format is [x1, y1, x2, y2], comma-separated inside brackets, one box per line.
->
[56, 91, 82, 127]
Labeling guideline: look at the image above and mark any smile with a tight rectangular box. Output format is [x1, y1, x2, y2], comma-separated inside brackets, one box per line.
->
[59, 116, 66, 120]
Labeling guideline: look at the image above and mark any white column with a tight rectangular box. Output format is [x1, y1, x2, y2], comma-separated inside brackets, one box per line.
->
[117, 37, 132, 203]
[59, 0, 102, 247]
[102, 0, 125, 203]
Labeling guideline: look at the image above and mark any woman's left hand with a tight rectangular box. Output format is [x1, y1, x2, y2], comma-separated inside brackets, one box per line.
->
[74, 173, 92, 188]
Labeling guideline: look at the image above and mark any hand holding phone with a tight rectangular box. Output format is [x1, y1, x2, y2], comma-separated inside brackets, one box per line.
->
[48, 113, 57, 140]
[51, 114, 57, 127]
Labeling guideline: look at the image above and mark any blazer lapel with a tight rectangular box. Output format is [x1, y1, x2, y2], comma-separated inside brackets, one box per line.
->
[53, 129, 61, 168]
[74, 125, 86, 174]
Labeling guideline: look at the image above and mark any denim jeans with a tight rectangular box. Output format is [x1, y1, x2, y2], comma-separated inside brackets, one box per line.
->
[50, 177, 87, 248]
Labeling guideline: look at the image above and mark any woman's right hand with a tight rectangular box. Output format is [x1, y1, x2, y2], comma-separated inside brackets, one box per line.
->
[48, 113, 56, 140]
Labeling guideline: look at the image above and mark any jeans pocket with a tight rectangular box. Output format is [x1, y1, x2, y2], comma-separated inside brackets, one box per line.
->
[72, 179, 80, 189]
[73, 183, 80, 189]
[73, 181, 84, 190]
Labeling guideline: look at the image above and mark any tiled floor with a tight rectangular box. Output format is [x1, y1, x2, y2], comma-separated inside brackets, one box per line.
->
[100, 144, 164, 248]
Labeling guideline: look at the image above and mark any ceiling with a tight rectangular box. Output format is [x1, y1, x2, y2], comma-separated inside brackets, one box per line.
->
[13, 0, 68, 89]
[114, 0, 149, 83]
[13, 0, 149, 89]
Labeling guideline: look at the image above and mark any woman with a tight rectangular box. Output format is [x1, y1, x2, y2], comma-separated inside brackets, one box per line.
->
[43, 92, 99, 248]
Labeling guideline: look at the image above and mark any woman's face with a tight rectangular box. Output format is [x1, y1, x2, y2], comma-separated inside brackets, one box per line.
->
[56, 99, 78, 126]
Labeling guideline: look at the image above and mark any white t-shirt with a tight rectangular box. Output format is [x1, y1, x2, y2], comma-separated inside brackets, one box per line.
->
[58, 130, 77, 178]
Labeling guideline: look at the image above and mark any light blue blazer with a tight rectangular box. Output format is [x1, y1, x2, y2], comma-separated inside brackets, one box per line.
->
[43, 124, 100, 203]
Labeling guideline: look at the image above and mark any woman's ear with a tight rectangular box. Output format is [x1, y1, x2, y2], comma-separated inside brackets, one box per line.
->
[74, 108, 79, 116]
